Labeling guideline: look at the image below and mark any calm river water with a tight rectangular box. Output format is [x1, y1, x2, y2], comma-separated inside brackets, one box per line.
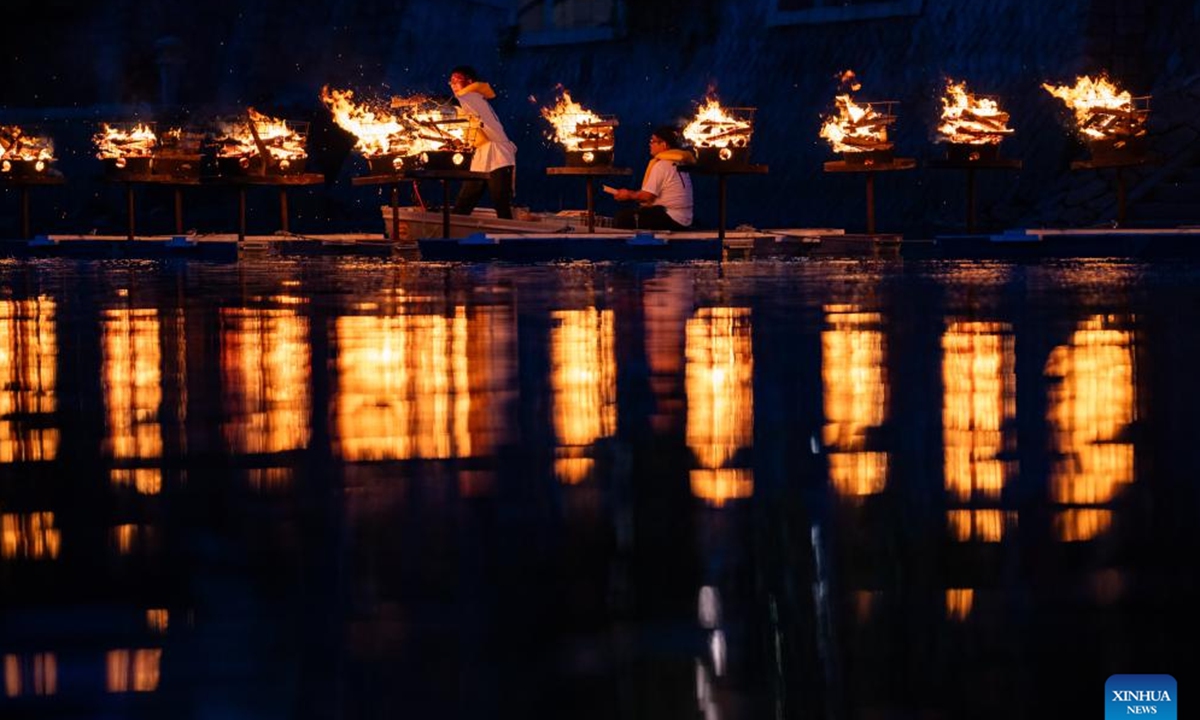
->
[1, 256, 1195, 719]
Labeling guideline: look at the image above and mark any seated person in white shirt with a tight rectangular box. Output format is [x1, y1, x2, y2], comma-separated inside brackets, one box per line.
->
[611, 126, 695, 231]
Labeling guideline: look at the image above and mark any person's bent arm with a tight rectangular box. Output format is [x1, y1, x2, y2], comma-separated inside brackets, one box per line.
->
[456, 94, 495, 141]
[613, 188, 656, 204]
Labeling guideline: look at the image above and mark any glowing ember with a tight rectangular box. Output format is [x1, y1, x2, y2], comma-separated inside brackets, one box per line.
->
[820, 72, 895, 157]
[938, 79, 1013, 145]
[0, 126, 55, 174]
[540, 88, 616, 152]
[93, 122, 157, 160]
[682, 94, 754, 150]
[1042, 74, 1148, 142]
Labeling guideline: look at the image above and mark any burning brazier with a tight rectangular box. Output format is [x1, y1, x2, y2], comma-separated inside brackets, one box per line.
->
[684, 99, 755, 167]
[1044, 75, 1150, 164]
[323, 86, 409, 176]
[365, 152, 414, 175]
[410, 123, 476, 170]
[414, 148, 474, 171]
[213, 109, 309, 176]
[937, 80, 1014, 163]
[821, 95, 897, 166]
[0, 125, 57, 177]
[94, 121, 157, 177]
[541, 90, 617, 167]
[403, 104, 477, 171]
[563, 117, 616, 167]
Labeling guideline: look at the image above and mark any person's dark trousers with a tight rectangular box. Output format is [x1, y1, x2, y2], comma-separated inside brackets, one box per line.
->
[613, 204, 689, 230]
[453, 165, 514, 219]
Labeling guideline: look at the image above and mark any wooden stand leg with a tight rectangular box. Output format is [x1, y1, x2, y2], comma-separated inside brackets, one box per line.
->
[391, 185, 401, 243]
[865, 172, 876, 235]
[279, 188, 290, 234]
[586, 177, 595, 233]
[718, 174, 728, 243]
[441, 180, 451, 239]
[126, 184, 136, 241]
[238, 187, 247, 242]
[1116, 167, 1126, 227]
[966, 168, 977, 234]
[20, 187, 31, 240]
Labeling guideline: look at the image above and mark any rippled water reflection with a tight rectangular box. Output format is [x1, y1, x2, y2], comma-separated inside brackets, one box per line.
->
[1, 257, 1196, 719]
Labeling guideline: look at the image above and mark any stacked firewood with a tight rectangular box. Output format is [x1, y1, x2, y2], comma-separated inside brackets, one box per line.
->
[1082, 103, 1148, 140]
[690, 117, 753, 148]
[939, 107, 1013, 144]
[0, 125, 54, 167]
[93, 122, 157, 159]
[569, 118, 617, 151]
[0, 126, 27, 156]
[835, 99, 895, 153]
[213, 111, 306, 162]
[407, 115, 475, 151]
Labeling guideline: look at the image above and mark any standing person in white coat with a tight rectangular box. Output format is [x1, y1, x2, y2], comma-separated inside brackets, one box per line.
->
[448, 65, 518, 219]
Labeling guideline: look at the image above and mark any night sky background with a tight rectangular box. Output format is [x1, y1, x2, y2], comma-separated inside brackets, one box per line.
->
[3, 0, 1199, 236]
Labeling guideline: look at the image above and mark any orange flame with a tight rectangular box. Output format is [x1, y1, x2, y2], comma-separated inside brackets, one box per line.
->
[682, 94, 754, 149]
[93, 122, 157, 159]
[820, 95, 895, 154]
[322, 87, 473, 159]
[540, 89, 616, 151]
[837, 69, 862, 92]
[405, 102, 475, 153]
[321, 86, 412, 156]
[938, 79, 1014, 145]
[1042, 74, 1148, 140]
[213, 109, 307, 161]
[0, 126, 55, 164]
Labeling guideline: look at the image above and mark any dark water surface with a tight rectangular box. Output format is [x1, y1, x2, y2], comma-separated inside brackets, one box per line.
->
[1, 257, 1196, 719]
